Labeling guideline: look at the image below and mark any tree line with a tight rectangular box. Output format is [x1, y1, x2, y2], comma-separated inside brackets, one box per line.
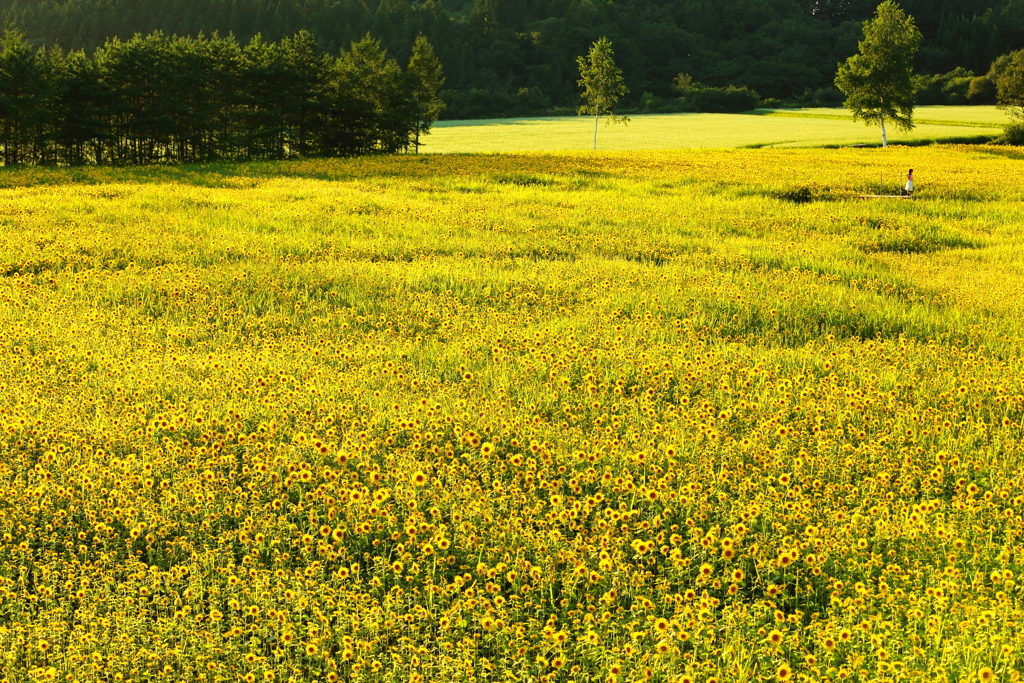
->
[0, 28, 444, 166]
[574, 1, 1024, 150]
[828, 0, 1024, 147]
[2, 0, 1023, 119]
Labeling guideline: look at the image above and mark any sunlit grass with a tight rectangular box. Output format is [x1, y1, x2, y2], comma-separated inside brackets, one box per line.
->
[428, 107, 1008, 152]
[772, 105, 1013, 127]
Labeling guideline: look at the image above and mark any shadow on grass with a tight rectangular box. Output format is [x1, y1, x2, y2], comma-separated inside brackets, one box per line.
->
[741, 141, 797, 149]
[0, 155, 615, 189]
[969, 146, 1024, 160]
[821, 135, 999, 149]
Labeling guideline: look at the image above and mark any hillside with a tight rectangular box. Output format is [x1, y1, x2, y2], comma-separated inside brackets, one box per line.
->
[2, 0, 1024, 117]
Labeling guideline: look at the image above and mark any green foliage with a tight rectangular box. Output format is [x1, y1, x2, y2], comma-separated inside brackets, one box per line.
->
[3, 0, 1024, 119]
[914, 67, 974, 106]
[279, 30, 332, 158]
[680, 86, 761, 113]
[576, 37, 627, 120]
[775, 185, 816, 203]
[0, 30, 440, 165]
[0, 27, 52, 165]
[332, 34, 417, 155]
[672, 73, 694, 95]
[968, 76, 996, 104]
[406, 34, 445, 153]
[990, 49, 1024, 120]
[576, 37, 628, 150]
[668, 73, 760, 113]
[51, 49, 106, 164]
[999, 121, 1024, 145]
[835, 1, 922, 147]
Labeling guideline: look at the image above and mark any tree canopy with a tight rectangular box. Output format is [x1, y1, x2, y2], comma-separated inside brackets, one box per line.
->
[577, 37, 627, 151]
[0, 28, 443, 165]
[1, 0, 1023, 119]
[835, 1, 921, 147]
[407, 34, 445, 153]
[991, 49, 1024, 120]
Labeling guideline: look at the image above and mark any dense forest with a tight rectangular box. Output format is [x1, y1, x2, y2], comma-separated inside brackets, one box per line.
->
[2, 0, 1024, 118]
[0, 29, 445, 165]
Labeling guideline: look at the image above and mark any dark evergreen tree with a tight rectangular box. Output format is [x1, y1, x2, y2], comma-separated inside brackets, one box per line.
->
[336, 34, 414, 154]
[406, 33, 444, 153]
[51, 48, 107, 164]
[233, 34, 276, 159]
[279, 29, 329, 157]
[95, 33, 170, 164]
[0, 27, 51, 165]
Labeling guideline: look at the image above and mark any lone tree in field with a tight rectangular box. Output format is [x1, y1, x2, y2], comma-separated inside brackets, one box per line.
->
[406, 34, 445, 154]
[834, 1, 921, 147]
[577, 37, 628, 151]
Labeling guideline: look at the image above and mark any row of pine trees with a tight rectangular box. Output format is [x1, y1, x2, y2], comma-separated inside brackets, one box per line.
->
[0, 28, 445, 166]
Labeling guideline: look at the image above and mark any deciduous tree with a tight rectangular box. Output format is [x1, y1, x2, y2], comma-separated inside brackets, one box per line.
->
[990, 49, 1024, 120]
[576, 37, 627, 151]
[834, 1, 920, 147]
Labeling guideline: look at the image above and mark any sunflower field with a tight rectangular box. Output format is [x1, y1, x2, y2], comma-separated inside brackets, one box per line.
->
[2, 147, 1024, 683]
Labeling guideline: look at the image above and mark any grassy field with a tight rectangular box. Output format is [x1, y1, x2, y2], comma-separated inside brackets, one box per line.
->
[427, 106, 1010, 152]
[765, 106, 1013, 127]
[3, 146, 1024, 682]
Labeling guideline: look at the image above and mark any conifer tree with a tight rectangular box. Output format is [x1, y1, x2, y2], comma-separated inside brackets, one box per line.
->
[51, 48, 107, 164]
[0, 28, 51, 165]
[0, 24, 442, 166]
[280, 29, 329, 156]
[239, 34, 288, 159]
[337, 34, 412, 154]
[406, 33, 443, 153]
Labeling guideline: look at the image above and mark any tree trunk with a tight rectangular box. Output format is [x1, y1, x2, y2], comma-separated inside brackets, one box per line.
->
[10, 121, 18, 165]
[880, 115, 887, 148]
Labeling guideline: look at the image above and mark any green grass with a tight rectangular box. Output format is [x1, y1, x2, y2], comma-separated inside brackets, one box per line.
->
[427, 106, 1009, 152]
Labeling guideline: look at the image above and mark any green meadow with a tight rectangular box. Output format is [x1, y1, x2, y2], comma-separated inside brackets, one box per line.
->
[427, 106, 1010, 153]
